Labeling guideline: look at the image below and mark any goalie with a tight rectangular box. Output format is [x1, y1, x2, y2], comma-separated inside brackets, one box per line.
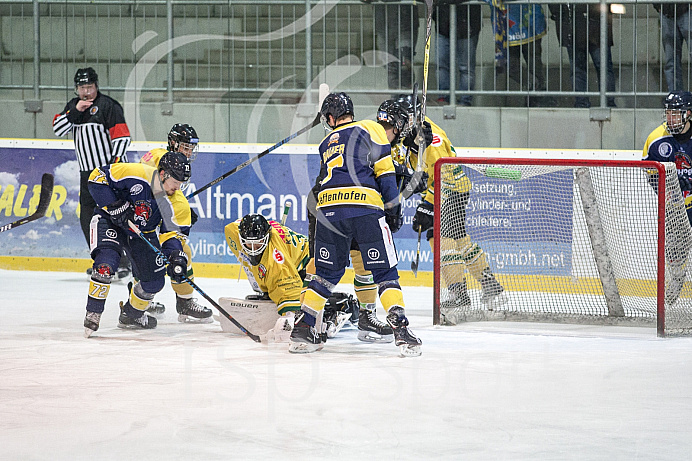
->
[385, 95, 506, 323]
[222, 214, 358, 342]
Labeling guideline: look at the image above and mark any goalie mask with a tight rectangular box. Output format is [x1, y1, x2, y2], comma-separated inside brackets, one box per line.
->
[238, 214, 271, 266]
[158, 151, 191, 183]
[168, 124, 200, 161]
[377, 99, 410, 145]
[664, 91, 692, 135]
[320, 92, 354, 130]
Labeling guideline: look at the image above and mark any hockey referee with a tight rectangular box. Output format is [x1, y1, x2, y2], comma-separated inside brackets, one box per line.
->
[52, 67, 132, 277]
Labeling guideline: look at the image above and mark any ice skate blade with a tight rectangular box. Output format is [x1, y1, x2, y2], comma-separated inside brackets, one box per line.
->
[288, 342, 323, 354]
[357, 330, 394, 343]
[398, 344, 422, 357]
[177, 314, 213, 324]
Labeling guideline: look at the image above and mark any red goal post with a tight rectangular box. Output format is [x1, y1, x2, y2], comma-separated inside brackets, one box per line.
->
[432, 157, 692, 337]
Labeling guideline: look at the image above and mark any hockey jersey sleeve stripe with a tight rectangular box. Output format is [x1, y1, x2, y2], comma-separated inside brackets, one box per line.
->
[109, 122, 131, 140]
[277, 299, 301, 315]
[372, 154, 396, 177]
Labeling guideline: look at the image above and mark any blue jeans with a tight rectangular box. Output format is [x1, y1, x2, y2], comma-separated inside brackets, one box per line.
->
[661, 11, 692, 92]
[436, 33, 478, 106]
[567, 45, 616, 108]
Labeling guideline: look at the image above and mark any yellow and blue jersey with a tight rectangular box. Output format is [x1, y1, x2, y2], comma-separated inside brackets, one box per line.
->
[643, 123, 692, 194]
[316, 119, 398, 219]
[139, 146, 193, 246]
[88, 163, 191, 251]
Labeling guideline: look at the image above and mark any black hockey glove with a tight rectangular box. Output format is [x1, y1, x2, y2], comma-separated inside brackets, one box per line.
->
[679, 172, 692, 193]
[403, 121, 434, 154]
[246, 292, 271, 301]
[190, 208, 199, 226]
[412, 201, 434, 232]
[167, 251, 188, 283]
[105, 199, 134, 230]
[385, 203, 404, 234]
[403, 170, 429, 196]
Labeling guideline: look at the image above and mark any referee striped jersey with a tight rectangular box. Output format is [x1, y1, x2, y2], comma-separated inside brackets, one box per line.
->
[52, 92, 131, 172]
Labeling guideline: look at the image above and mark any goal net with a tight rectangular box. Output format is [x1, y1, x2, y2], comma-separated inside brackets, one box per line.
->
[432, 158, 692, 337]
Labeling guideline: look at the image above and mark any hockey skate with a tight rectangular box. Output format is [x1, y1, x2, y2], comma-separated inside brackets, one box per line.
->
[480, 269, 507, 311]
[323, 293, 358, 338]
[323, 308, 351, 339]
[83, 311, 101, 338]
[176, 296, 213, 323]
[357, 306, 394, 343]
[440, 281, 471, 326]
[288, 313, 324, 354]
[118, 301, 157, 330]
[386, 306, 422, 357]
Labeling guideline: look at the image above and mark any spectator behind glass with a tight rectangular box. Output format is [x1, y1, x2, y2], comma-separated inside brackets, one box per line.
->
[505, 1, 556, 107]
[550, 3, 616, 108]
[654, 3, 691, 92]
[364, 0, 420, 90]
[434, 0, 482, 106]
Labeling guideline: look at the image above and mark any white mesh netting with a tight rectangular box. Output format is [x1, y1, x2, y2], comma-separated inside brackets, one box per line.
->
[434, 160, 692, 336]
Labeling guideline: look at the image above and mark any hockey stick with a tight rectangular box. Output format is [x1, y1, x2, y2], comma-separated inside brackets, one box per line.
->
[402, 0, 434, 201]
[186, 83, 330, 200]
[280, 201, 292, 225]
[411, 228, 422, 276]
[127, 221, 262, 343]
[0, 173, 54, 233]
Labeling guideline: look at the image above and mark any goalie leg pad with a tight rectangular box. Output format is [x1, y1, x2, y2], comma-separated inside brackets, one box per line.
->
[216, 297, 280, 335]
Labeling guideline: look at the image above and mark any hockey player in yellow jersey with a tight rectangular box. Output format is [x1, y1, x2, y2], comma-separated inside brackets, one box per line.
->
[132, 124, 212, 323]
[391, 95, 506, 323]
[223, 214, 359, 341]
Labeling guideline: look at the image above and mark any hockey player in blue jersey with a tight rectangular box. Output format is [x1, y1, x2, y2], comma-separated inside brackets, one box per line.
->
[643, 90, 692, 303]
[290, 92, 422, 357]
[83, 151, 193, 337]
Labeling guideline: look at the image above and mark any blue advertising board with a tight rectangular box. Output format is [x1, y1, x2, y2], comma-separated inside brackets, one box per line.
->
[464, 167, 573, 276]
[0, 142, 431, 271]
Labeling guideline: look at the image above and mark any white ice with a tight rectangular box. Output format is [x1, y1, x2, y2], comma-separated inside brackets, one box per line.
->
[2, 268, 692, 460]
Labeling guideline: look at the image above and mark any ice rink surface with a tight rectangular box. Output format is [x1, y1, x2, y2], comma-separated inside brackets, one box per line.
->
[2, 268, 692, 460]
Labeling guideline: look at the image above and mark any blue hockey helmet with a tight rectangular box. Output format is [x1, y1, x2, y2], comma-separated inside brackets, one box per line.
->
[664, 91, 692, 134]
[320, 92, 354, 129]
[158, 151, 191, 183]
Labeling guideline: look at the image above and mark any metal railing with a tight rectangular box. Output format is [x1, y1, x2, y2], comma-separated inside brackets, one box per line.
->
[0, 0, 687, 108]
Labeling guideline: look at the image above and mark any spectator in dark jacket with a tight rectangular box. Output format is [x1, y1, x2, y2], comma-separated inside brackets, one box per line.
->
[654, 3, 691, 92]
[550, 3, 616, 107]
[434, 0, 482, 106]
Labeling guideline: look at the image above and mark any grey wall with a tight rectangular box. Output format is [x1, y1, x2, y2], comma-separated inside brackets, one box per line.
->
[11, 98, 660, 151]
